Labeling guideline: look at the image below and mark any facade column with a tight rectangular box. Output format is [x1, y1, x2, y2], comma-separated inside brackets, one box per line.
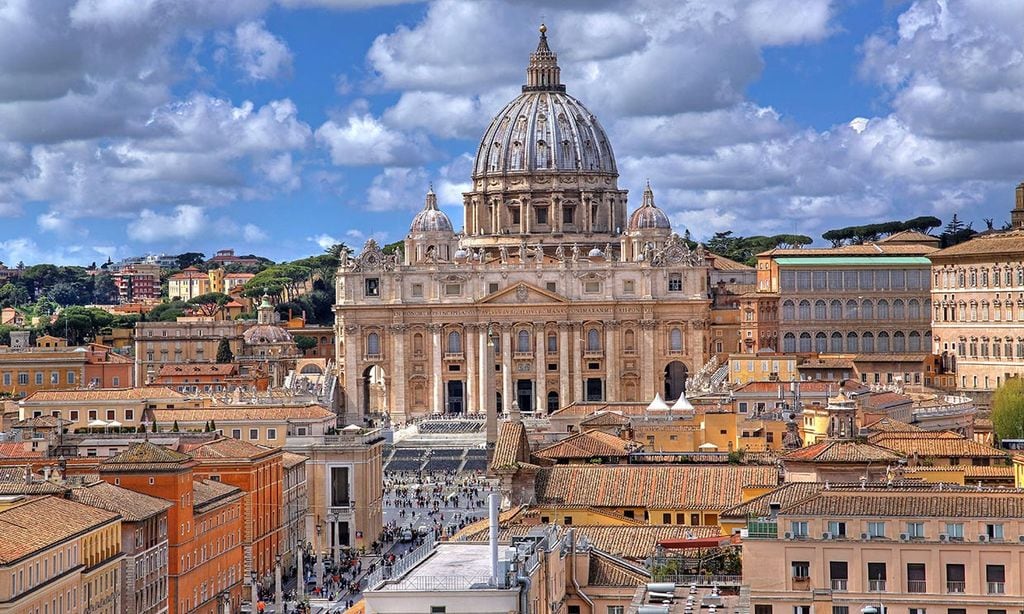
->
[572, 324, 584, 402]
[430, 325, 443, 413]
[524, 203, 532, 234]
[466, 325, 477, 414]
[390, 325, 406, 423]
[640, 320, 657, 400]
[558, 322, 571, 406]
[501, 326, 512, 416]
[343, 324, 359, 422]
[605, 323, 619, 401]
[535, 324, 546, 413]
[478, 326, 490, 415]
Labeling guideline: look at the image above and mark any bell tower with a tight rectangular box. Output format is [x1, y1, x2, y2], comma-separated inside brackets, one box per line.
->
[1013, 182, 1024, 229]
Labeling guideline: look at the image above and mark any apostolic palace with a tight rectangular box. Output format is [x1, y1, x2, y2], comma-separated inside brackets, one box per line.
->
[334, 26, 712, 423]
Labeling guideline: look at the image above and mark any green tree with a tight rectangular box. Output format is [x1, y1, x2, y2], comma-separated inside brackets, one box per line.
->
[992, 378, 1024, 442]
[294, 335, 317, 351]
[0, 283, 29, 308]
[146, 300, 187, 322]
[92, 273, 118, 304]
[176, 252, 206, 269]
[187, 292, 231, 317]
[216, 338, 234, 363]
[172, 420, 180, 432]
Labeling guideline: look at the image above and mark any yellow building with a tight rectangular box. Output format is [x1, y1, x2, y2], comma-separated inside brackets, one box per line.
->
[167, 267, 209, 301]
[728, 352, 798, 385]
[0, 495, 124, 614]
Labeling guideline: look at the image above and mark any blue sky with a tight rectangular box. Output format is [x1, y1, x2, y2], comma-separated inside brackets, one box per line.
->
[1, 0, 1022, 266]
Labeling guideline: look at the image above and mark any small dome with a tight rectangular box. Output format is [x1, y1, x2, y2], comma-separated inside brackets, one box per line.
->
[243, 324, 293, 345]
[627, 182, 671, 232]
[410, 186, 453, 234]
[588, 246, 604, 258]
[454, 247, 469, 260]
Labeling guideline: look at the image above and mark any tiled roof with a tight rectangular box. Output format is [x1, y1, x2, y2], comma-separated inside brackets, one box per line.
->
[878, 230, 940, 245]
[11, 416, 63, 428]
[962, 465, 1015, 480]
[282, 452, 308, 469]
[798, 358, 855, 369]
[150, 404, 334, 422]
[720, 482, 827, 519]
[23, 387, 184, 402]
[192, 479, 242, 512]
[490, 421, 533, 472]
[781, 488, 1024, 518]
[759, 243, 936, 257]
[852, 353, 930, 363]
[863, 417, 924, 433]
[782, 440, 902, 463]
[873, 435, 1008, 459]
[867, 430, 959, 442]
[101, 441, 193, 472]
[534, 465, 778, 510]
[588, 551, 651, 586]
[0, 496, 119, 564]
[862, 391, 913, 409]
[0, 442, 41, 459]
[710, 254, 754, 271]
[0, 479, 67, 496]
[579, 412, 631, 428]
[186, 437, 277, 460]
[930, 229, 1024, 259]
[733, 380, 866, 395]
[157, 363, 237, 376]
[534, 430, 637, 461]
[550, 402, 651, 418]
[69, 481, 172, 522]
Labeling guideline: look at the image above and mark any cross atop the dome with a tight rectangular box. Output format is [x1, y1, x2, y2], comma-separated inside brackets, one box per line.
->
[524, 23, 564, 93]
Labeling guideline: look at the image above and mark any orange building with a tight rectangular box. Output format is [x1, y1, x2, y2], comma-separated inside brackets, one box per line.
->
[99, 442, 245, 614]
[83, 343, 135, 388]
[184, 437, 284, 584]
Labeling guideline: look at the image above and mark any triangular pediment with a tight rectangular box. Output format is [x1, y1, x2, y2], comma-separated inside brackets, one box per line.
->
[479, 281, 569, 304]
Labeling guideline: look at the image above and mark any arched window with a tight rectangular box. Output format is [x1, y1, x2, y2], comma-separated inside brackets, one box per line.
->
[782, 300, 795, 321]
[517, 330, 531, 353]
[908, 299, 921, 320]
[546, 332, 557, 354]
[893, 331, 906, 352]
[624, 329, 636, 352]
[861, 300, 873, 320]
[893, 299, 905, 319]
[587, 329, 601, 352]
[830, 300, 842, 320]
[413, 332, 424, 356]
[366, 332, 380, 356]
[830, 332, 843, 353]
[447, 331, 462, 354]
[876, 300, 889, 319]
[814, 300, 826, 320]
[845, 300, 858, 319]
[846, 332, 859, 353]
[547, 391, 559, 413]
[798, 300, 811, 320]
[908, 331, 921, 352]
[798, 332, 812, 353]
[877, 331, 890, 352]
[862, 332, 874, 352]
[815, 332, 827, 353]
[669, 328, 683, 353]
[783, 333, 796, 353]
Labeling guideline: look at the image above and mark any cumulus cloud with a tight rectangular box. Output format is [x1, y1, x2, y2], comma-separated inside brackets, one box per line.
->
[316, 113, 436, 166]
[233, 20, 293, 80]
[0, 237, 118, 266]
[126, 204, 209, 242]
[365, 167, 429, 212]
[309, 233, 341, 250]
[242, 223, 268, 242]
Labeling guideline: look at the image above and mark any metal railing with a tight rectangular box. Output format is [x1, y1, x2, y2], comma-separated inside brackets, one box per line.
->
[988, 581, 1005, 594]
[946, 580, 965, 593]
[868, 579, 886, 592]
[830, 578, 847, 591]
[747, 520, 778, 539]
[651, 574, 742, 587]
[364, 533, 437, 591]
[376, 574, 497, 592]
[907, 580, 927, 593]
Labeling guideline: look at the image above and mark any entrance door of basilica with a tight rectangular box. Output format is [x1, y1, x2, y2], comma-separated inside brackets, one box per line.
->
[446, 380, 464, 414]
[516, 379, 533, 413]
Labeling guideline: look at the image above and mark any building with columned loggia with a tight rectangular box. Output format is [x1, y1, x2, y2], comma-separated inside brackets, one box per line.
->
[333, 25, 712, 424]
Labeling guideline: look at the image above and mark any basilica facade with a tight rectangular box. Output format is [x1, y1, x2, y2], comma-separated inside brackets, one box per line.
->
[334, 26, 711, 424]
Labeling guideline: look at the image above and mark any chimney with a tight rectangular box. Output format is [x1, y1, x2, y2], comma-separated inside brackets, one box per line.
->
[768, 502, 781, 520]
[489, 493, 501, 586]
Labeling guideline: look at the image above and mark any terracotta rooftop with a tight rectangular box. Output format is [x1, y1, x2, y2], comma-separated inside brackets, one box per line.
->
[534, 465, 778, 510]
[720, 482, 827, 519]
[150, 404, 334, 422]
[489, 421, 534, 472]
[852, 353, 930, 363]
[782, 439, 903, 463]
[863, 416, 924, 433]
[185, 437, 278, 460]
[0, 496, 120, 564]
[550, 402, 651, 418]
[962, 465, 1015, 480]
[867, 430, 959, 442]
[192, 478, 242, 512]
[101, 441, 193, 472]
[157, 363, 238, 377]
[733, 380, 866, 395]
[69, 480, 172, 522]
[579, 411, 631, 428]
[930, 229, 1024, 260]
[861, 391, 913, 409]
[798, 358, 855, 370]
[534, 430, 638, 461]
[23, 387, 184, 402]
[759, 243, 936, 257]
[710, 253, 753, 271]
[588, 551, 651, 587]
[781, 488, 1024, 518]
[872, 435, 1008, 459]
[11, 416, 63, 428]
[0, 442, 41, 459]
[282, 452, 308, 469]
[878, 230, 940, 245]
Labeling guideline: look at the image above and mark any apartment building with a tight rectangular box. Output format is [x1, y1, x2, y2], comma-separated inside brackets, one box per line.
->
[19, 387, 189, 432]
[745, 485, 1024, 614]
[281, 452, 308, 572]
[113, 264, 162, 303]
[134, 320, 248, 384]
[148, 404, 336, 446]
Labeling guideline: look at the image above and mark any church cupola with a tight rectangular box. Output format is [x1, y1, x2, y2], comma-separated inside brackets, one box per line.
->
[524, 24, 564, 93]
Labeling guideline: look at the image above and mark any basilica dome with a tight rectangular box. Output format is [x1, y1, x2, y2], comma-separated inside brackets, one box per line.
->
[409, 186, 453, 234]
[627, 182, 671, 232]
[472, 25, 616, 178]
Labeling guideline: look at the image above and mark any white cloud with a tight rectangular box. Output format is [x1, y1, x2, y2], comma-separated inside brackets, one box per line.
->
[126, 204, 208, 243]
[316, 113, 436, 166]
[242, 223, 268, 242]
[36, 210, 76, 234]
[309, 233, 340, 250]
[365, 167, 429, 212]
[233, 20, 293, 80]
[0, 237, 115, 266]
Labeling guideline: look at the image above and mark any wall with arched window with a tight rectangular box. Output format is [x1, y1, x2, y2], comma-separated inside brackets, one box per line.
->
[669, 328, 683, 353]
[517, 329, 531, 353]
[366, 331, 381, 356]
[586, 328, 601, 352]
[782, 300, 795, 321]
[447, 330, 462, 354]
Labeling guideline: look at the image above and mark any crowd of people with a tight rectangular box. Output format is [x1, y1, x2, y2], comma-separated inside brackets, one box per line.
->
[383, 469, 497, 538]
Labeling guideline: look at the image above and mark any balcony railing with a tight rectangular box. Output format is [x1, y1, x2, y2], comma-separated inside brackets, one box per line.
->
[988, 581, 1005, 594]
[792, 577, 811, 590]
[513, 351, 533, 359]
[907, 580, 927, 593]
[946, 580, 965, 593]
[830, 578, 847, 591]
[443, 352, 464, 360]
[868, 579, 886, 592]
[583, 349, 604, 358]
[747, 520, 778, 539]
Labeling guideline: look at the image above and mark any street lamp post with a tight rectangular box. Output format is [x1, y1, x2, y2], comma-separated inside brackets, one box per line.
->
[250, 571, 259, 613]
[296, 541, 308, 600]
[274, 554, 283, 614]
[315, 523, 324, 592]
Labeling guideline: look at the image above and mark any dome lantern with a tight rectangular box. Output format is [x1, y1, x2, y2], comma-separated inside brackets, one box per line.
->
[524, 23, 565, 93]
[627, 181, 671, 232]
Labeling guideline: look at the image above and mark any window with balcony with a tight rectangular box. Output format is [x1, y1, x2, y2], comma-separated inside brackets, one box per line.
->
[586, 329, 601, 352]
[945, 563, 965, 593]
[907, 563, 926, 593]
[867, 562, 886, 591]
[517, 330, 531, 353]
[828, 561, 847, 591]
[669, 328, 683, 353]
[986, 564, 1005, 594]
[791, 561, 810, 580]
[330, 467, 350, 507]
[366, 332, 381, 357]
[447, 331, 462, 354]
